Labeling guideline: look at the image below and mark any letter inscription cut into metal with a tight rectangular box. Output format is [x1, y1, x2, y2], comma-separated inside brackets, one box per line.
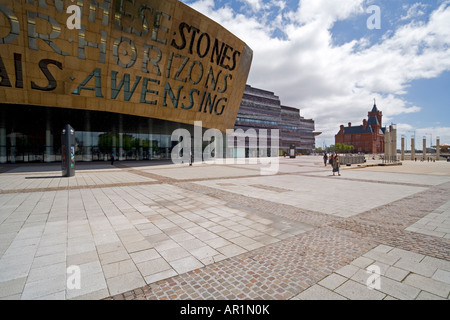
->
[0, 0, 253, 132]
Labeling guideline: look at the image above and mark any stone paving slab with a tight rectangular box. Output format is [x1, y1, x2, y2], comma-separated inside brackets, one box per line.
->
[0, 177, 312, 299]
[406, 200, 450, 239]
[0, 156, 449, 300]
[304, 169, 450, 186]
[196, 175, 427, 217]
[293, 245, 450, 300]
[360, 160, 450, 176]
[0, 171, 155, 192]
[141, 165, 261, 181]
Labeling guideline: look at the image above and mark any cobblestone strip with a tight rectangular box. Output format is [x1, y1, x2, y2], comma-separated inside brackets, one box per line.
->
[348, 181, 450, 228]
[108, 226, 376, 300]
[304, 174, 431, 188]
[332, 220, 450, 260]
[0, 181, 161, 195]
[330, 182, 450, 261]
[174, 182, 344, 228]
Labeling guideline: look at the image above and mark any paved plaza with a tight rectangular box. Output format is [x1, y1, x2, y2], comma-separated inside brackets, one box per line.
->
[0, 156, 449, 300]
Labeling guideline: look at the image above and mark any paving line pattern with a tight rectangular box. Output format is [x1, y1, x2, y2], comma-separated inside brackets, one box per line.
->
[0, 159, 449, 300]
[107, 167, 450, 300]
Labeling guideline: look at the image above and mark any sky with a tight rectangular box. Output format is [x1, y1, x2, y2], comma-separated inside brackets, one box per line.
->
[180, 0, 450, 150]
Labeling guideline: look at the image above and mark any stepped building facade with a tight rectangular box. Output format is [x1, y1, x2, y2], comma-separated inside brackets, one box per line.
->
[235, 85, 318, 156]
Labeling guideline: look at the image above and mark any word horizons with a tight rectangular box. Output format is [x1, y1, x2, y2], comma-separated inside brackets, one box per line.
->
[0, 0, 244, 118]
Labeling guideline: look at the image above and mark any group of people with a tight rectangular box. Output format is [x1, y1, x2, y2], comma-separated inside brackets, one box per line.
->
[323, 153, 341, 176]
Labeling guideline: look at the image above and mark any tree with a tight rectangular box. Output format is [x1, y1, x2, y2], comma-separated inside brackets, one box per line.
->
[345, 144, 355, 153]
[334, 143, 354, 153]
[327, 145, 335, 153]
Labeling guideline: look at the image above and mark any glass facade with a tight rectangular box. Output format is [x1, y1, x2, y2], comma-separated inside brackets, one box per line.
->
[0, 104, 197, 163]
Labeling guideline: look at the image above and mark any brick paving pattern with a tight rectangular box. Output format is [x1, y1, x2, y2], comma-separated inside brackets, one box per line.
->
[108, 160, 450, 300]
[109, 179, 450, 300]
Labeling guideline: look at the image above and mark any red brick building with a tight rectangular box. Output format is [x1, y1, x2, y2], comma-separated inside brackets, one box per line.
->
[335, 103, 386, 154]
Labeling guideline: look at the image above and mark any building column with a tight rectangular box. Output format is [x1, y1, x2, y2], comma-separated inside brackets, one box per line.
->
[83, 111, 92, 161]
[148, 119, 152, 160]
[391, 125, 397, 162]
[10, 132, 16, 163]
[0, 128, 5, 164]
[423, 136, 427, 160]
[45, 128, 53, 162]
[118, 114, 123, 160]
[411, 137, 415, 161]
[0, 109, 6, 164]
[384, 128, 390, 163]
[111, 119, 117, 161]
[401, 135, 405, 161]
[138, 122, 143, 160]
[436, 137, 440, 161]
[45, 109, 54, 163]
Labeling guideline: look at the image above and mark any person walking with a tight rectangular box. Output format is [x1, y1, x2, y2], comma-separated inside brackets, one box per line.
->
[110, 152, 115, 165]
[332, 153, 341, 176]
[323, 153, 328, 166]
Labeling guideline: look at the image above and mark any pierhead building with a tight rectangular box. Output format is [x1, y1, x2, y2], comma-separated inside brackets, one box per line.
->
[335, 103, 386, 154]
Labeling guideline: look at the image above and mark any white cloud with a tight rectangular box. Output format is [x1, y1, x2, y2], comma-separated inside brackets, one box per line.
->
[295, 0, 364, 25]
[240, 0, 263, 12]
[182, 0, 450, 145]
[401, 2, 428, 21]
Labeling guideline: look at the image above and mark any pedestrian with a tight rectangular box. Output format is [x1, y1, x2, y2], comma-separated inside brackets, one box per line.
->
[110, 152, 115, 165]
[189, 150, 193, 166]
[323, 153, 328, 166]
[333, 153, 341, 176]
[329, 154, 334, 167]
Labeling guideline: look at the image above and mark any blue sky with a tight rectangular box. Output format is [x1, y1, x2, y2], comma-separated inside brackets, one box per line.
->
[181, 0, 450, 148]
